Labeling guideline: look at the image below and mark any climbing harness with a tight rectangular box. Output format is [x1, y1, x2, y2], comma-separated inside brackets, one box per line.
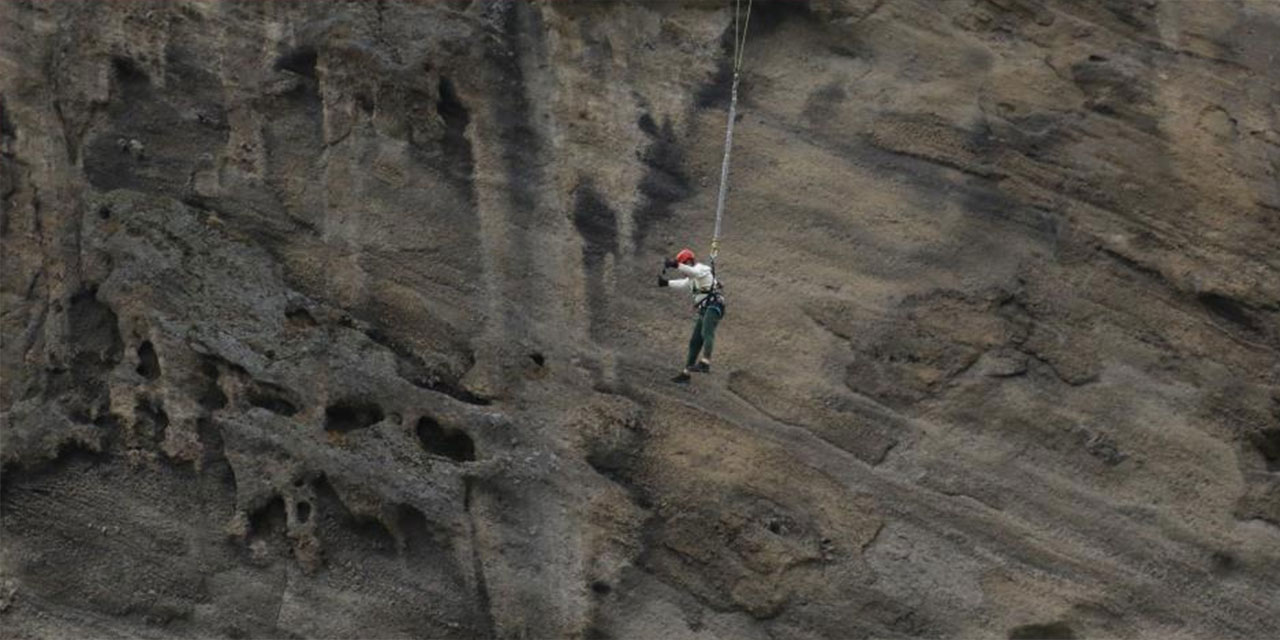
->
[709, 0, 752, 270]
[696, 284, 726, 315]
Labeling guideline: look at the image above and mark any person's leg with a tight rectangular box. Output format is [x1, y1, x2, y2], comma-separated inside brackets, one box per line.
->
[685, 312, 705, 370]
[699, 305, 722, 363]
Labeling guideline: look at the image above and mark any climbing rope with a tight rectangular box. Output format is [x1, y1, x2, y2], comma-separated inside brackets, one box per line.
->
[710, 0, 752, 268]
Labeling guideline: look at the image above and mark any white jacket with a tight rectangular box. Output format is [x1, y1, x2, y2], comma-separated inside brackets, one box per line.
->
[667, 262, 717, 305]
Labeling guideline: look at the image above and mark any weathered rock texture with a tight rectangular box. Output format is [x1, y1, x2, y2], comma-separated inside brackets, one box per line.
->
[2, 0, 1279, 638]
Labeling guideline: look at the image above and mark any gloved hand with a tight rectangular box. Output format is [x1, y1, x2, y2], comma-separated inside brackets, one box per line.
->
[664, 258, 678, 269]
[657, 276, 669, 287]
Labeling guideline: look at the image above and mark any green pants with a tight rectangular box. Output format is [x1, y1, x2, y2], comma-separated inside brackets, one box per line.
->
[685, 303, 724, 369]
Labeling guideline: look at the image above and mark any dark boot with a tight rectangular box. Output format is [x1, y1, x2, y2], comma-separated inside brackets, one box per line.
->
[671, 371, 691, 383]
[691, 361, 711, 373]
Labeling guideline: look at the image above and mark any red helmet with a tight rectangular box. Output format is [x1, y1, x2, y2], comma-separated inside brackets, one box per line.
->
[675, 248, 696, 265]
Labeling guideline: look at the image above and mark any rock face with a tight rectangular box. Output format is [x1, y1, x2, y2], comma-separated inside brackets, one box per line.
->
[2, 0, 1278, 638]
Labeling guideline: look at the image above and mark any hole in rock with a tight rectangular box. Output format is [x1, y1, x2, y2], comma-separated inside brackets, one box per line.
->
[249, 496, 287, 538]
[196, 356, 228, 410]
[296, 501, 311, 525]
[136, 340, 160, 380]
[247, 381, 299, 417]
[415, 416, 475, 462]
[591, 581, 612, 596]
[15, 440, 110, 485]
[111, 56, 149, 86]
[396, 503, 434, 557]
[529, 352, 545, 367]
[313, 475, 396, 556]
[399, 368, 492, 406]
[1251, 428, 1280, 472]
[437, 76, 469, 136]
[68, 405, 93, 424]
[435, 75, 473, 178]
[350, 515, 397, 555]
[325, 399, 384, 433]
[1198, 292, 1260, 333]
[57, 440, 107, 465]
[586, 450, 628, 485]
[750, 0, 815, 34]
[1211, 550, 1239, 574]
[285, 305, 317, 328]
[196, 416, 231, 474]
[274, 47, 317, 78]
[95, 413, 122, 430]
[134, 396, 169, 441]
[68, 287, 123, 367]
[1009, 621, 1075, 640]
[98, 206, 112, 220]
[355, 92, 373, 113]
[637, 113, 658, 136]
[424, 379, 491, 406]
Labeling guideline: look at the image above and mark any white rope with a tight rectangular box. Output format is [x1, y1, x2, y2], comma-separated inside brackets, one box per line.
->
[710, 0, 751, 266]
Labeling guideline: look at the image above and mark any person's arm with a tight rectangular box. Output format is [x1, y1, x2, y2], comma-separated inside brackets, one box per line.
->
[659, 276, 691, 290]
[676, 263, 711, 279]
[661, 259, 700, 289]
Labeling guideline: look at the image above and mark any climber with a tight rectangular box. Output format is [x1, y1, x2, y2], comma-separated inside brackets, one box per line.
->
[658, 248, 725, 383]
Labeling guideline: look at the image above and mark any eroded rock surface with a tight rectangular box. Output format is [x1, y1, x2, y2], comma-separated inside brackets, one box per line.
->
[2, 0, 1278, 638]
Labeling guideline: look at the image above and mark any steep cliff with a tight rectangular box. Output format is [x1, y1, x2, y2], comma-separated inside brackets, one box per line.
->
[2, 0, 1278, 638]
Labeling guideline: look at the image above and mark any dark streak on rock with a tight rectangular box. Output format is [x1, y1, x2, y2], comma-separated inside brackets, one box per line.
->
[463, 478, 498, 640]
[632, 116, 690, 250]
[573, 181, 618, 335]
[486, 1, 543, 220]
[437, 75, 474, 184]
[0, 94, 16, 139]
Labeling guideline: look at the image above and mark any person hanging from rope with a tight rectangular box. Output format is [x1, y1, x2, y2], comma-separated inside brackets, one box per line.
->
[652, 0, 747, 384]
[658, 248, 725, 383]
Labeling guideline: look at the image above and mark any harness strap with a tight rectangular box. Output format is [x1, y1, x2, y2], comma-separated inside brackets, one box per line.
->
[695, 280, 726, 311]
